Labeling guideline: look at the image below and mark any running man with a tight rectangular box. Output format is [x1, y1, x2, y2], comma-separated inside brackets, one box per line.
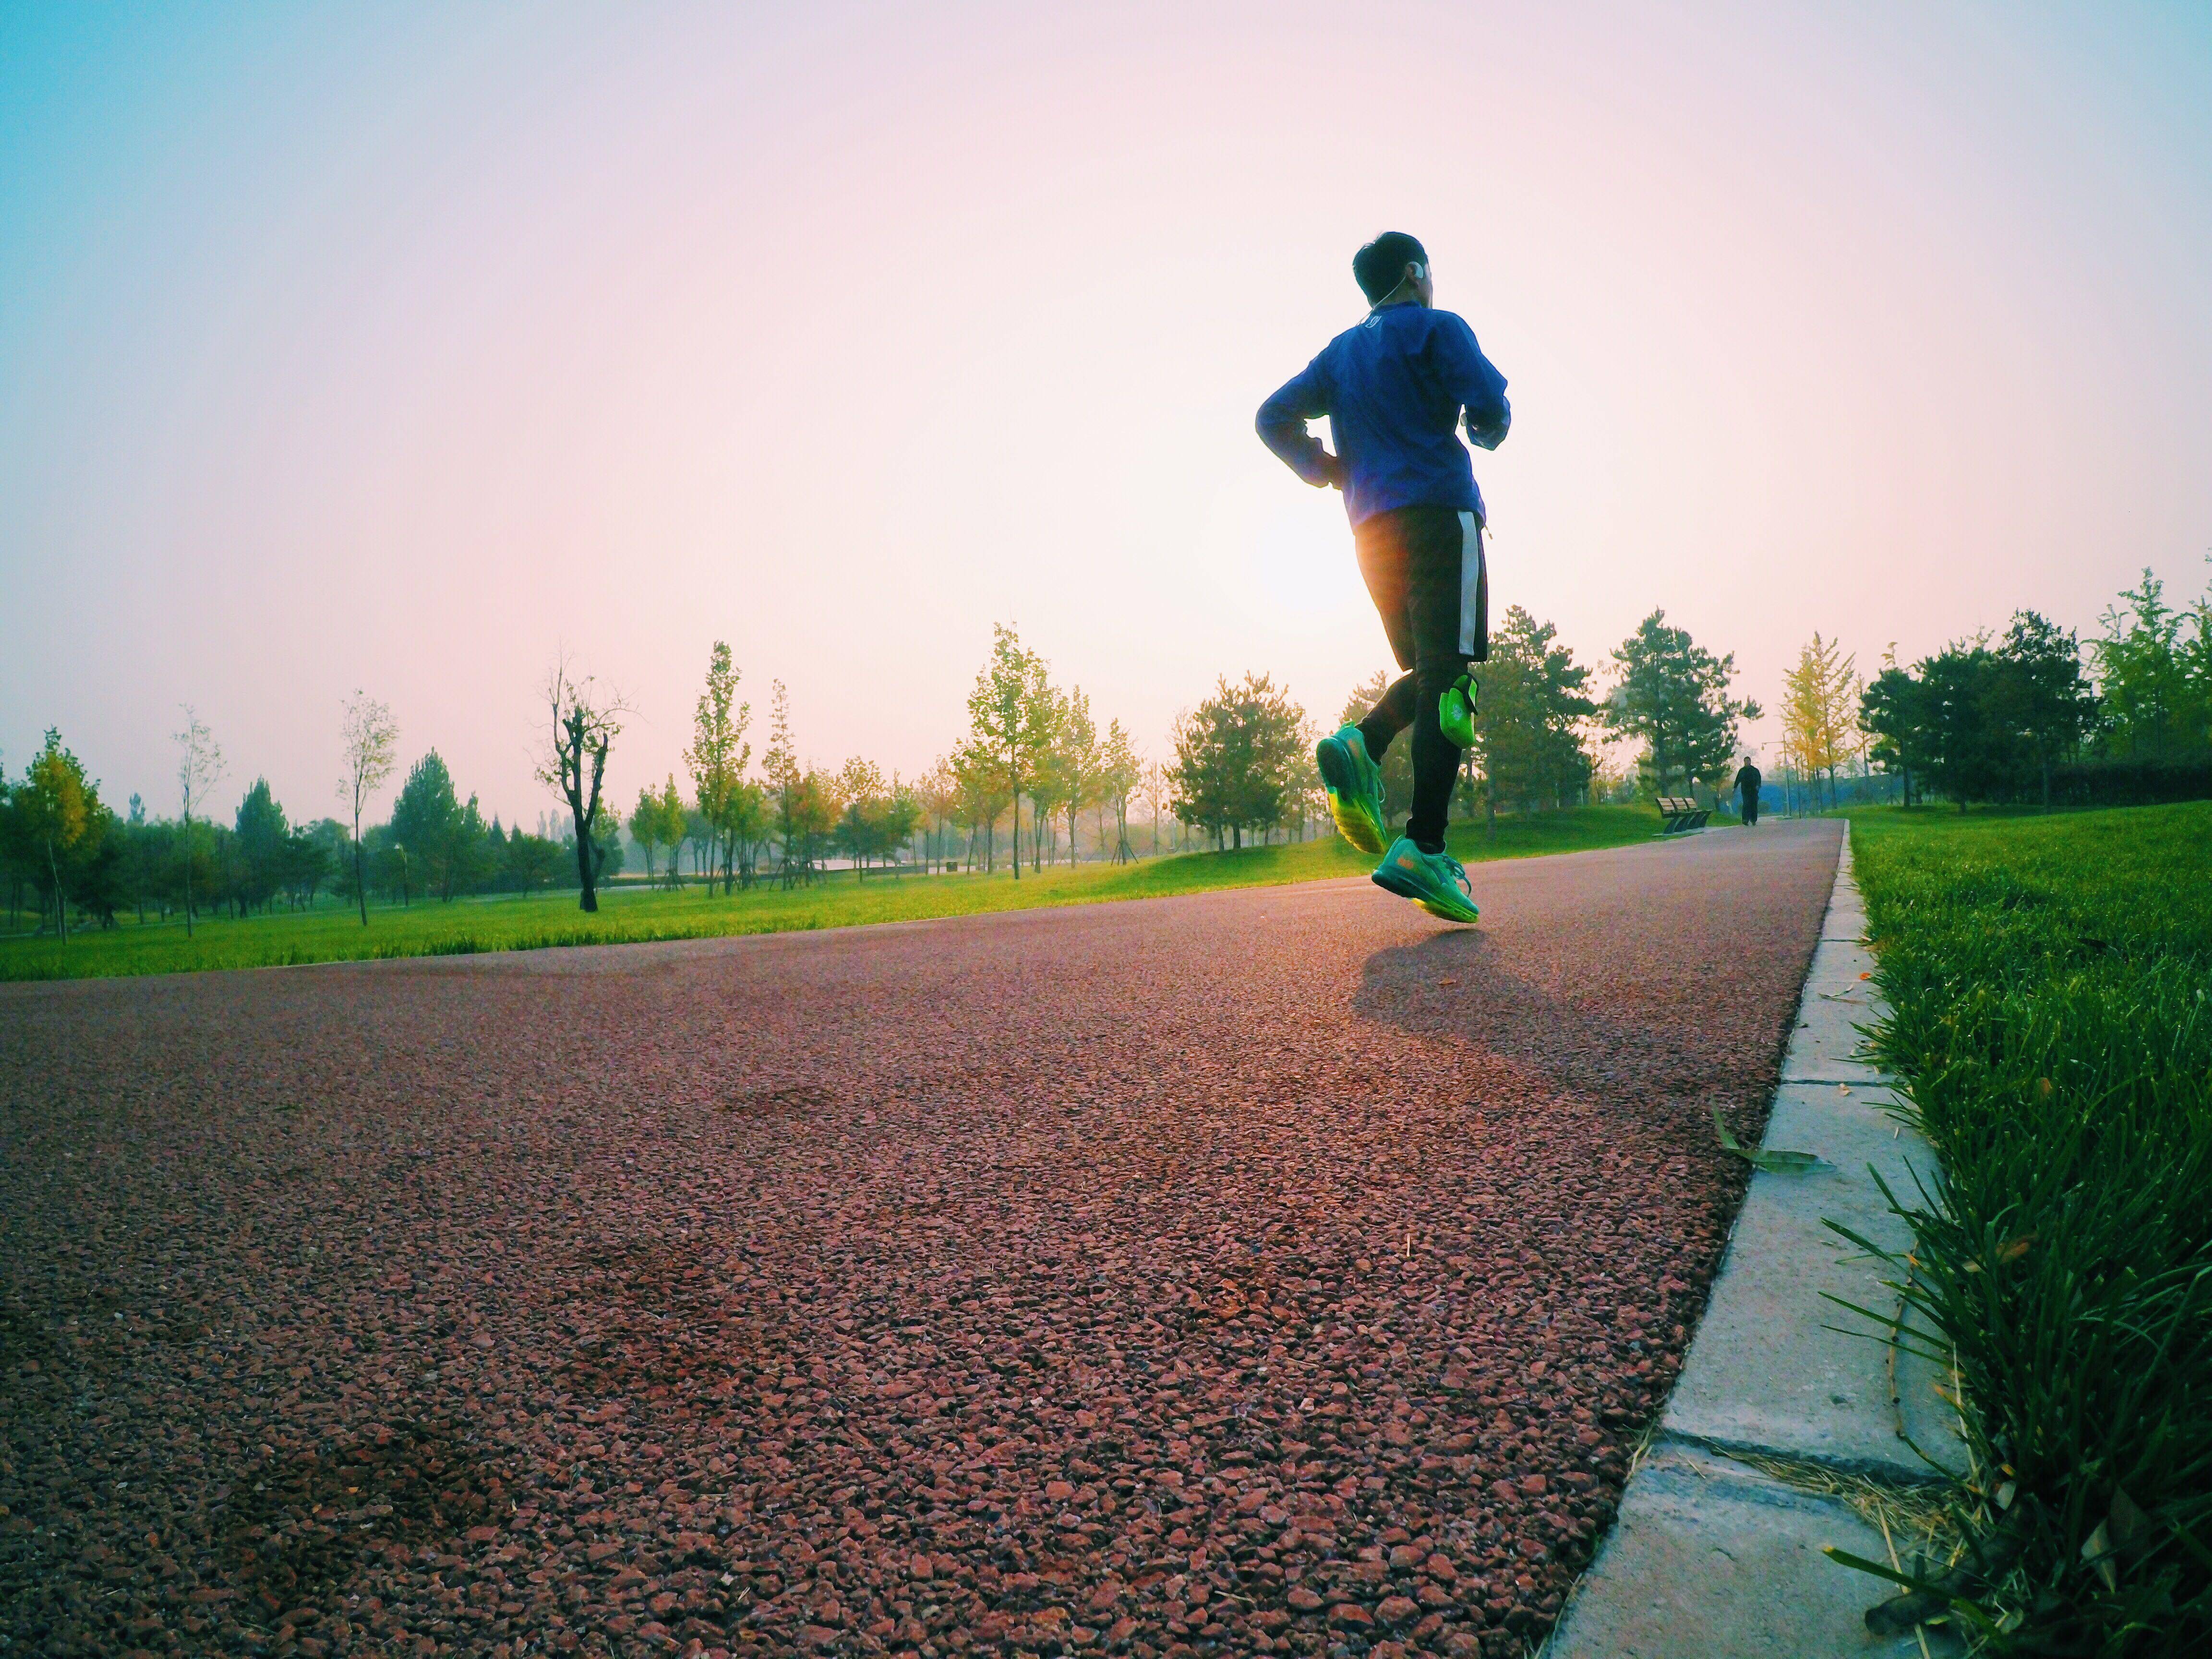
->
[1256, 231, 1510, 923]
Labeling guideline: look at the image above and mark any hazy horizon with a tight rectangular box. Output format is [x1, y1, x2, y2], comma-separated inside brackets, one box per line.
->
[7, 2, 2210, 826]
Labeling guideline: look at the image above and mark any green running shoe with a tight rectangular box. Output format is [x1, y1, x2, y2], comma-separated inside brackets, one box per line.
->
[1316, 725, 1388, 854]
[1371, 836, 1481, 924]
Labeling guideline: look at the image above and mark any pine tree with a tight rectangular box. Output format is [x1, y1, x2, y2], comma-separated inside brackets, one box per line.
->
[1470, 607, 1599, 820]
[1605, 612, 1761, 798]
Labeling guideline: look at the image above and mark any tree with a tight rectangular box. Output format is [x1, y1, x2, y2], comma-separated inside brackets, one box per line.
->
[1859, 615, 2102, 812]
[764, 680, 805, 887]
[1141, 758, 1176, 854]
[1915, 640, 2009, 810]
[537, 661, 626, 912]
[233, 779, 290, 912]
[1992, 611, 2098, 809]
[882, 777, 923, 873]
[1170, 673, 1307, 849]
[591, 802, 624, 888]
[337, 691, 398, 926]
[258, 820, 314, 913]
[173, 707, 226, 938]
[680, 807, 713, 883]
[2091, 568, 2212, 760]
[1046, 686, 1099, 868]
[632, 781, 668, 885]
[629, 775, 687, 889]
[1470, 607, 1599, 821]
[368, 823, 413, 905]
[1859, 649, 1931, 805]
[1098, 720, 1142, 862]
[685, 641, 753, 895]
[835, 756, 890, 878]
[728, 779, 769, 888]
[451, 795, 496, 898]
[502, 827, 565, 894]
[18, 731, 100, 942]
[965, 625, 1056, 882]
[950, 742, 1010, 872]
[1604, 611, 1761, 797]
[391, 753, 464, 899]
[1778, 632, 1863, 811]
[281, 822, 339, 909]
[917, 758, 961, 872]
[787, 766, 840, 883]
[120, 793, 156, 923]
[658, 777, 691, 887]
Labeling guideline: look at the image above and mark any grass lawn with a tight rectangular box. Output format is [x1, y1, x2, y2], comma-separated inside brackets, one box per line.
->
[0, 803, 1666, 983]
[1844, 800, 2212, 1651]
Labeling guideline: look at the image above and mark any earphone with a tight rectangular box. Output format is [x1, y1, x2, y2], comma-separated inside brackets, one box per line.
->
[1362, 259, 1433, 314]
[1366, 259, 1430, 313]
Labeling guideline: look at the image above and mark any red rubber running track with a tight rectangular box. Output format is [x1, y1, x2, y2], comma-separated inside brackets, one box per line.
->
[0, 819, 1841, 1659]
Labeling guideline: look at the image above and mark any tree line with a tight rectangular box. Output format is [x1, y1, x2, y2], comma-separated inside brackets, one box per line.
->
[950, 602, 1749, 860]
[0, 728, 623, 943]
[1, 601, 1780, 940]
[1773, 566, 2212, 812]
[14, 565, 2201, 942]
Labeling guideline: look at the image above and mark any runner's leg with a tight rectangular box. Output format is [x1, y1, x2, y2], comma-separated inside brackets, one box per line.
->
[1353, 513, 1420, 758]
[1357, 674, 1419, 758]
[1403, 509, 1486, 852]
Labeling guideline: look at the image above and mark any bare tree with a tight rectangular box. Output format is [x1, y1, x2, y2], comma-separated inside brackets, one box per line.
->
[1141, 758, 1174, 855]
[1099, 719, 1142, 862]
[337, 691, 399, 926]
[536, 661, 627, 913]
[173, 707, 226, 939]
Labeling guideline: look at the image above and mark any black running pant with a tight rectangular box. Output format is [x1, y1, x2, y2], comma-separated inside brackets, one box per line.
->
[1741, 789, 1760, 827]
[1351, 505, 1488, 853]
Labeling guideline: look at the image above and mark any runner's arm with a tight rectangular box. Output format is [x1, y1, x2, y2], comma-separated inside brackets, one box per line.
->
[1256, 361, 1345, 488]
[1431, 317, 1512, 452]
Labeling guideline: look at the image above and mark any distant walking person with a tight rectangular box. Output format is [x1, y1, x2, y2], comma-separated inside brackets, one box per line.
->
[1256, 232, 1510, 924]
[1733, 757, 1763, 827]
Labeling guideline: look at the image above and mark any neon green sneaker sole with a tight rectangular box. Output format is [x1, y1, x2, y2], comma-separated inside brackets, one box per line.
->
[1371, 836, 1480, 924]
[1309, 725, 1380, 858]
[1316, 726, 1388, 855]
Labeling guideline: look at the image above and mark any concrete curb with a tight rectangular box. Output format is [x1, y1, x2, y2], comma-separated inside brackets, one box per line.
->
[1546, 823, 1964, 1658]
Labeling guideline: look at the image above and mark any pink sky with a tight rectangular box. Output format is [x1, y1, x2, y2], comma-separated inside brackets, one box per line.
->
[6, 2, 2209, 825]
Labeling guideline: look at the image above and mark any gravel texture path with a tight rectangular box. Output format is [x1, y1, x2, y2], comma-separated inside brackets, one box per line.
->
[1, 821, 1840, 1659]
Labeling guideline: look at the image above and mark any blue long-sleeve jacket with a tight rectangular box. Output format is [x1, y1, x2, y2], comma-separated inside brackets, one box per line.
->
[1256, 303, 1510, 526]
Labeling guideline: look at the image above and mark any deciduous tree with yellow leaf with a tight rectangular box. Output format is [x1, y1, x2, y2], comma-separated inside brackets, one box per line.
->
[1779, 632, 1865, 810]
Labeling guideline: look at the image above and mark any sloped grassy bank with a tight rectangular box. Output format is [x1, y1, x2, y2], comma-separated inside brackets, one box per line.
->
[1847, 803, 2212, 1654]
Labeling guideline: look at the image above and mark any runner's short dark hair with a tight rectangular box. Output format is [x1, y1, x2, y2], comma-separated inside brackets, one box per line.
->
[1354, 232, 1428, 303]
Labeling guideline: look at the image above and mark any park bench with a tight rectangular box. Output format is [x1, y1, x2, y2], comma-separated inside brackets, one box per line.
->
[1656, 795, 1710, 835]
